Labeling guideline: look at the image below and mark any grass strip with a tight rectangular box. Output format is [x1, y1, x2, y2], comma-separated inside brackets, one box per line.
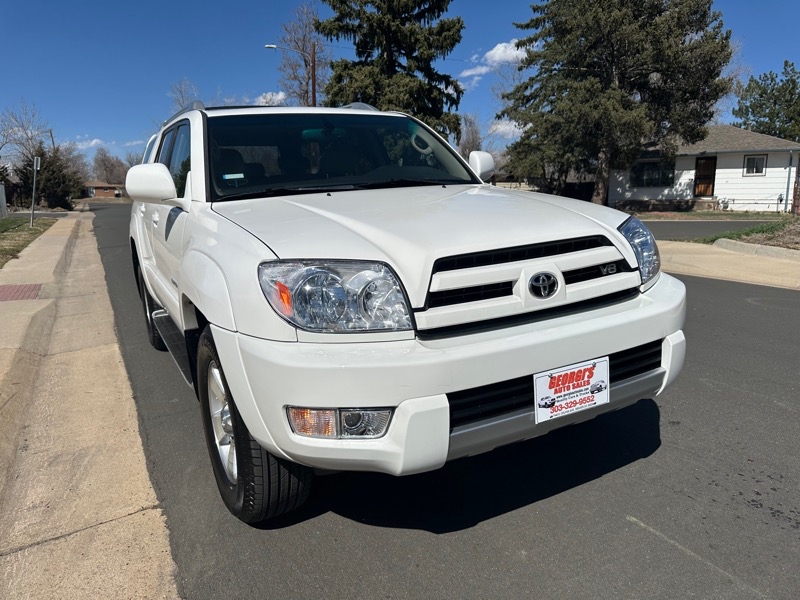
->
[0, 216, 57, 268]
[637, 211, 791, 221]
[694, 219, 797, 244]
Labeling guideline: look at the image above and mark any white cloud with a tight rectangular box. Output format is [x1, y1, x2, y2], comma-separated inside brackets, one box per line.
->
[75, 137, 104, 150]
[255, 92, 287, 106]
[488, 119, 526, 140]
[457, 39, 526, 91]
[124, 140, 145, 147]
[459, 65, 492, 79]
[484, 40, 526, 67]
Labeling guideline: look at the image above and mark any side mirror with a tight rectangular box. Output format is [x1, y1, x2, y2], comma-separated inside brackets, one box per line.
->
[469, 151, 495, 181]
[126, 163, 179, 205]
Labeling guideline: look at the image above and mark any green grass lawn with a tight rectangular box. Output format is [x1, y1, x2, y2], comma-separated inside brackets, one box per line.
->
[637, 211, 792, 221]
[0, 216, 57, 268]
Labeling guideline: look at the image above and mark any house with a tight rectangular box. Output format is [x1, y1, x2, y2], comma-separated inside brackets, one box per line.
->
[84, 180, 124, 198]
[610, 125, 800, 212]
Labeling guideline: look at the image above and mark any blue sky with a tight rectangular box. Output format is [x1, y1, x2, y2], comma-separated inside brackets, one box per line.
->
[1, 0, 797, 162]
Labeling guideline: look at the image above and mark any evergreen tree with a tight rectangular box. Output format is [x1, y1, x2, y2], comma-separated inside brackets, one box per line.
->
[14, 141, 87, 210]
[500, 0, 731, 204]
[733, 61, 800, 142]
[317, 0, 464, 140]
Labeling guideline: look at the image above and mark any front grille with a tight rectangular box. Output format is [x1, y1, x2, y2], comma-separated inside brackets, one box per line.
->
[432, 236, 612, 274]
[427, 281, 514, 309]
[417, 288, 639, 340]
[447, 376, 533, 427]
[447, 339, 663, 429]
[608, 339, 663, 381]
[417, 234, 637, 332]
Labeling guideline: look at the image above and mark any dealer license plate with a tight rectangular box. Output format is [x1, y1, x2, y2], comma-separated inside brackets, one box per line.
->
[533, 357, 610, 424]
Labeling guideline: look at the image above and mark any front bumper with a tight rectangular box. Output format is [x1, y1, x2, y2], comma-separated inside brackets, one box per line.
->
[212, 273, 686, 476]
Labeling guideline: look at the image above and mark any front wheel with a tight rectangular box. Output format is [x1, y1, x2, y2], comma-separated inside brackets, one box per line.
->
[197, 326, 312, 523]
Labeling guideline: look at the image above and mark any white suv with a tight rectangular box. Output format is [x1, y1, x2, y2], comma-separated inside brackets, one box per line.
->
[127, 103, 686, 523]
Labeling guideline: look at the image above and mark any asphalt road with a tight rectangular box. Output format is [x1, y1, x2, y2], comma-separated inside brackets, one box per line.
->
[92, 203, 799, 600]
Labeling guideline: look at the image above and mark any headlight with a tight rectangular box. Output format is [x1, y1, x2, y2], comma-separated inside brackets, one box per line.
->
[258, 261, 412, 332]
[619, 216, 660, 288]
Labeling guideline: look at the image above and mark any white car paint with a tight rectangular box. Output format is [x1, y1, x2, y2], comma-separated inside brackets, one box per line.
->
[128, 105, 686, 477]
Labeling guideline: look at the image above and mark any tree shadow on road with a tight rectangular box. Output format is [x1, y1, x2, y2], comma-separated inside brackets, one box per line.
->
[261, 399, 661, 533]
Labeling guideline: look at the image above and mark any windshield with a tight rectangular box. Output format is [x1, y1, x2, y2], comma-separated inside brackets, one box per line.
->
[206, 112, 479, 201]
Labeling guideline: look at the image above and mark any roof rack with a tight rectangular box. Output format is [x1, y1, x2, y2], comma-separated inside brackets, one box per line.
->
[340, 102, 379, 111]
[160, 102, 382, 127]
[162, 101, 206, 126]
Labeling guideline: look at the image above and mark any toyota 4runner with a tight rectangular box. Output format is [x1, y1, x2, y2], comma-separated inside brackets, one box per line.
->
[127, 103, 686, 523]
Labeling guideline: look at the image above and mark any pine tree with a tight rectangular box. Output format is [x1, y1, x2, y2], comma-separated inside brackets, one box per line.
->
[14, 141, 87, 210]
[317, 0, 464, 140]
[500, 0, 732, 204]
[733, 61, 800, 142]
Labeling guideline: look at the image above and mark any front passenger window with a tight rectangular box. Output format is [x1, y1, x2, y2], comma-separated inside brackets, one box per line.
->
[168, 124, 191, 197]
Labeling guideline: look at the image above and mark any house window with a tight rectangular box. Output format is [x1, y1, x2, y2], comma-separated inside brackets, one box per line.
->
[631, 161, 674, 187]
[743, 154, 767, 176]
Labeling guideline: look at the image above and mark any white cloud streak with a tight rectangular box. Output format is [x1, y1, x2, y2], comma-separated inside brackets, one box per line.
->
[459, 65, 492, 79]
[458, 39, 526, 89]
[75, 137, 104, 150]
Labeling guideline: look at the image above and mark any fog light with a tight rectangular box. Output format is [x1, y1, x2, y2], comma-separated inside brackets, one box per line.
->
[287, 408, 337, 438]
[340, 409, 392, 438]
[286, 407, 392, 439]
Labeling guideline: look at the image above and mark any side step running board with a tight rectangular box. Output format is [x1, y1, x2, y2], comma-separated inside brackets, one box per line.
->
[152, 310, 194, 388]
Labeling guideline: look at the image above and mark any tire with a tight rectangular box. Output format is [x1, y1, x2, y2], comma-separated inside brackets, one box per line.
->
[197, 326, 312, 523]
[137, 266, 167, 351]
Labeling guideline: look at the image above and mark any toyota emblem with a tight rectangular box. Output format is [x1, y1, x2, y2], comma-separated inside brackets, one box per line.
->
[529, 272, 558, 299]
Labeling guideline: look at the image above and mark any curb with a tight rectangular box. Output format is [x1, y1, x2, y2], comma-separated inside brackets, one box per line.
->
[713, 238, 800, 261]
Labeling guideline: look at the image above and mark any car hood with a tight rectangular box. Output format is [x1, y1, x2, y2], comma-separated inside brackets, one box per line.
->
[211, 184, 631, 307]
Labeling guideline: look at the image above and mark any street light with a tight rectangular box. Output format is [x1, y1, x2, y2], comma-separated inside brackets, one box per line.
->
[264, 42, 317, 107]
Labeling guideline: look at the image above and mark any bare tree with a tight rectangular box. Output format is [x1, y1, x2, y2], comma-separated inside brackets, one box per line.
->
[124, 151, 142, 168]
[275, 1, 331, 106]
[169, 78, 201, 113]
[0, 100, 48, 165]
[712, 39, 751, 123]
[92, 147, 128, 184]
[458, 114, 482, 157]
[59, 142, 91, 188]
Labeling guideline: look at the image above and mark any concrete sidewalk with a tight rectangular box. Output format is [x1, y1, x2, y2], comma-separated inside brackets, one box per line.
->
[0, 209, 797, 598]
[659, 239, 800, 290]
[0, 209, 179, 599]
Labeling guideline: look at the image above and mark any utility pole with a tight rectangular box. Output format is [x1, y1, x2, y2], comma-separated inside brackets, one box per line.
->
[310, 40, 317, 108]
[265, 42, 317, 107]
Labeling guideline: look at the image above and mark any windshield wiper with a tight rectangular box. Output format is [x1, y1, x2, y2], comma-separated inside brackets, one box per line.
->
[217, 184, 356, 202]
[355, 178, 464, 190]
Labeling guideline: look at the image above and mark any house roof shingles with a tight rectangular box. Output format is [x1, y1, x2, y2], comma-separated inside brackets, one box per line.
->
[85, 180, 124, 187]
[678, 124, 800, 156]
